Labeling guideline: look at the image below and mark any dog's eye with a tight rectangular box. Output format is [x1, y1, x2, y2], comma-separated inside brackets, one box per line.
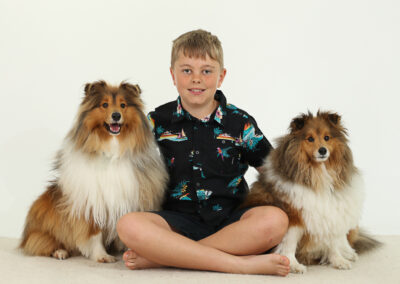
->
[324, 136, 330, 141]
[307, 137, 314, 142]
[102, 103, 108, 108]
[121, 103, 126, 108]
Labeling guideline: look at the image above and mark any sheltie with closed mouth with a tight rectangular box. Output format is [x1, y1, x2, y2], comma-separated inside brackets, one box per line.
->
[242, 111, 380, 273]
[20, 81, 168, 262]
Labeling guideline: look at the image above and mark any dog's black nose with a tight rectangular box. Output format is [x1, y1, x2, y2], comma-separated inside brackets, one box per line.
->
[318, 147, 327, 155]
[112, 112, 121, 121]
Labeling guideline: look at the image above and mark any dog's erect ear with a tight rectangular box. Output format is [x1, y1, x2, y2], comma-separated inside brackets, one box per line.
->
[84, 83, 90, 94]
[290, 117, 305, 131]
[328, 113, 341, 125]
[290, 112, 312, 132]
[317, 110, 341, 126]
[84, 80, 107, 97]
[120, 82, 141, 97]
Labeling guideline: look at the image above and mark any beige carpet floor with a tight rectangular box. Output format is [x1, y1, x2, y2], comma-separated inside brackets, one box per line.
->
[1, 236, 399, 284]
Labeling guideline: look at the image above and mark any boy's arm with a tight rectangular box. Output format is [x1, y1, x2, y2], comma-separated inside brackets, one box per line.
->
[241, 116, 272, 169]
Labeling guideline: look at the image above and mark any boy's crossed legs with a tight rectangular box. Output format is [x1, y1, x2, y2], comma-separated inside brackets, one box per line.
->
[116, 206, 290, 276]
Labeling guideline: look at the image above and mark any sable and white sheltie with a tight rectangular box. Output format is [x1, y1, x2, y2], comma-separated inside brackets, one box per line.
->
[20, 81, 168, 262]
[242, 111, 380, 273]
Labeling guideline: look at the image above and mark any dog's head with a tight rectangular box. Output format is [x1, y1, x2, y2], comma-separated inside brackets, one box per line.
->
[70, 81, 151, 154]
[289, 111, 348, 164]
[80, 81, 143, 137]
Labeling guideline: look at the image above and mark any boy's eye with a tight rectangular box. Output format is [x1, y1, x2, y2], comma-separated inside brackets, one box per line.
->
[183, 69, 191, 74]
[203, 70, 212, 75]
[324, 136, 330, 141]
[102, 103, 108, 108]
[307, 137, 314, 142]
[121, 103, 126, 108]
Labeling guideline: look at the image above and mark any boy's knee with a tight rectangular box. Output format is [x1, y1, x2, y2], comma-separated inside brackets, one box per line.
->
[116, 213, 131, 238]
[117, 212, 144, 242]
[246, 206, 289, 242]
[268, 207, 289, 239]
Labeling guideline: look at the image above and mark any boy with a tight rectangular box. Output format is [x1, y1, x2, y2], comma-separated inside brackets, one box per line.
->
[117, 30, 290, 276]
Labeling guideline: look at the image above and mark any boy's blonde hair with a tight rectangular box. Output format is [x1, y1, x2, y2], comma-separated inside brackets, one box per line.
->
[171, 29, 224, 70]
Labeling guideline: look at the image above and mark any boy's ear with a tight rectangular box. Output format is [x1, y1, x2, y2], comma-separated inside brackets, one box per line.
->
[170, 67, 177, 86]
[217, 68, 227, 88]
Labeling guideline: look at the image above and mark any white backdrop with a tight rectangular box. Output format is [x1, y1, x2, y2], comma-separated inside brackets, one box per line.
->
[1, 0, 399, 238]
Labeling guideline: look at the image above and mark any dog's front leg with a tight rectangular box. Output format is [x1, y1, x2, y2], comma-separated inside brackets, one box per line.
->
[78, 232, 116, 263]
[327, 236, 353, 269]
[339, 234, 358, 262]
[275, 226, 306, 273]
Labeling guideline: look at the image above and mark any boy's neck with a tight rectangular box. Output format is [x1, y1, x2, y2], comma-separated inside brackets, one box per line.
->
[181, 99, 219, 120]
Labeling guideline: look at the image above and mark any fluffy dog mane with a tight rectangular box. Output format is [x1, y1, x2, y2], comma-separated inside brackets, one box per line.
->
[270, 111, 357, 191]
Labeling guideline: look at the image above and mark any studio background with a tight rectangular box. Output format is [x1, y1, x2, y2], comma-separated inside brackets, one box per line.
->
[0, 0, 399, 238]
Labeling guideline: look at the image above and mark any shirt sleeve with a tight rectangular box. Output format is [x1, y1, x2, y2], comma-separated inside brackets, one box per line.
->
[241, 115, 272, 168]
[147, 111, 156, 136]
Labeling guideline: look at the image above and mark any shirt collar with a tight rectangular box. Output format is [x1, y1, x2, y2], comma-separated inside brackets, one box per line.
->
[172, 90, 227, 126]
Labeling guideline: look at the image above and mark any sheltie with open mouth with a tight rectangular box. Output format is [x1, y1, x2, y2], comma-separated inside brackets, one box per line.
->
[20, 81, 168, 262]
[242, 111, 380, 273]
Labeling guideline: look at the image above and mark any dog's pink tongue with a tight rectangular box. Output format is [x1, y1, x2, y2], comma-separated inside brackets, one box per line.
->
[111, 124, 120, 132]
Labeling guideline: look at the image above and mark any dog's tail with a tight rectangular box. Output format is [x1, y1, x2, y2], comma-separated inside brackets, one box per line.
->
[348, 228, 382, 254]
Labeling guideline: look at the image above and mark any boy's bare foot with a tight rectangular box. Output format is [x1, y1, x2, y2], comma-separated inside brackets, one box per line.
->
[123, 248, 289, 276]
[123, 249, 164, 270]
[238, 254, 290, 276]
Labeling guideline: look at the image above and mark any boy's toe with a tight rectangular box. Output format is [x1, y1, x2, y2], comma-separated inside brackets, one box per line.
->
[123, 249, 137, 262]
[280, 255, 290, 266]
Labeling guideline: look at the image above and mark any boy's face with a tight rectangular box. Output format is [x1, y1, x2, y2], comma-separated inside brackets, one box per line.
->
[170, 52, 226, 116]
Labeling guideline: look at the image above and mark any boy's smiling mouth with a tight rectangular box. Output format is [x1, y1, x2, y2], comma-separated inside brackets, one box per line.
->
[188, 88, 206, 95]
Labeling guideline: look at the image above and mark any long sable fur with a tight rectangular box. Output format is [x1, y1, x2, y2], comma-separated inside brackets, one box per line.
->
[20, 81, 168, 260]
[242, 111, 381, 256]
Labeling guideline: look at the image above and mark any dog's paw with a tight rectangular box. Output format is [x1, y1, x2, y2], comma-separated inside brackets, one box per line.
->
[96, 254, 116, 263]
[331, 257, 352, 270]
[52, 249, 69, 260]
[343, 250, 358, 262]
[290, 262, 307, 274]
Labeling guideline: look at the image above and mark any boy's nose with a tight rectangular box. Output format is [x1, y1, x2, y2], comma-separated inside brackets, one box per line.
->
[192, 74, 201, 83]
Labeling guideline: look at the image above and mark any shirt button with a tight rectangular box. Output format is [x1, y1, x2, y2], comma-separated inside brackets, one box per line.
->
[196, 182, 200, 187]
[222, 140, 225, 144]
[195, 150, 200, 155]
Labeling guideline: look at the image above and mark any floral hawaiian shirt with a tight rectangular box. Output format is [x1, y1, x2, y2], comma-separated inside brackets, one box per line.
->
[147, 90, 272, 227]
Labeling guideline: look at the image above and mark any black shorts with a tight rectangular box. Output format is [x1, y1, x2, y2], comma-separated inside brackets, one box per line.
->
[153, 208, 251, 241]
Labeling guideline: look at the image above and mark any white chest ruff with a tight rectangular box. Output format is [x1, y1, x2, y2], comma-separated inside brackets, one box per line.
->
[57, 140, 143, 242]
[266, 160, 365, 243]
